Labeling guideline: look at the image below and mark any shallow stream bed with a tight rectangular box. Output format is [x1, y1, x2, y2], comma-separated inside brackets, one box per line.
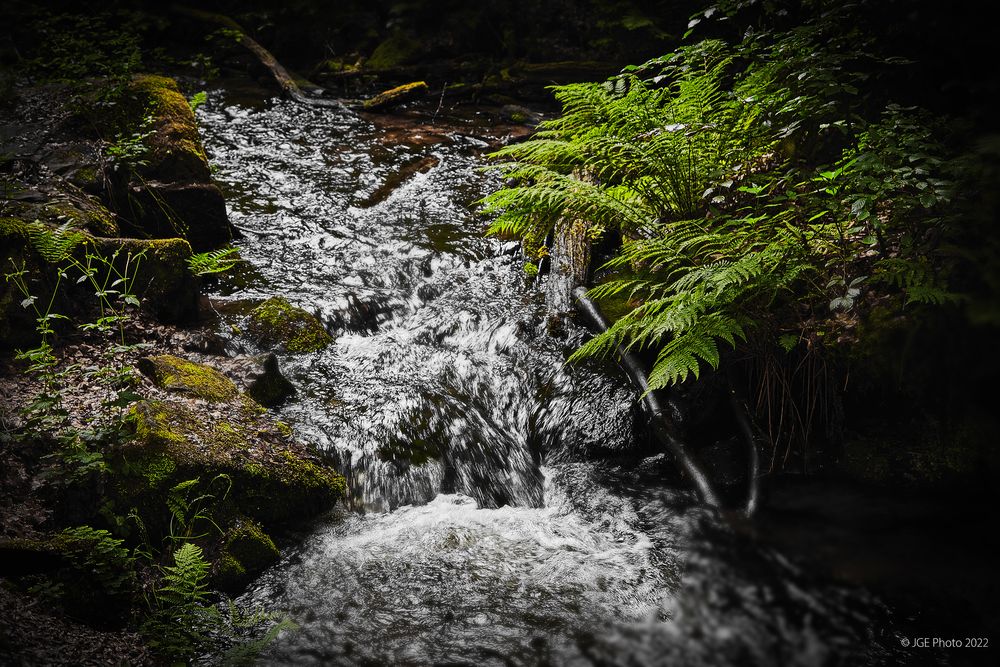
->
[198, 89, 929, 666]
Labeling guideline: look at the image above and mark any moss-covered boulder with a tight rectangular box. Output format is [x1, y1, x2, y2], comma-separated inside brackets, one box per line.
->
[213, 517, 280, 592]
[116, 398, 345, 531]
[120, 74, 212, 184]
[246, 297, 333, 353]
[137, 354, 238, 402]
[363, 81, 429, 111]
[366, 33, 421, 71]
[90, 236, 200, 323]
[91, 74, 233, 251]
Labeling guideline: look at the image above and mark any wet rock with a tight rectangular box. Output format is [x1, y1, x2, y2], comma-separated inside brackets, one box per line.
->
[499, 104, 542, 126]
[118, 181, 231, 252]
[224, 352, 296, 407]
[362, 81, 429, 111]
[246, 296, 333, 353]
[213, 517, 280, 592]
[137, 354, 239, 402]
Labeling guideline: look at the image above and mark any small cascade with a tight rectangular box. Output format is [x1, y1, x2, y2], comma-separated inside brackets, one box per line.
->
[196, 89, 914, 666]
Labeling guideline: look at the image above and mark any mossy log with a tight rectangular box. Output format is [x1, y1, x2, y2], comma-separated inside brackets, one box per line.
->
[170, 5, 343, 109]
[362, 81, 429, 112]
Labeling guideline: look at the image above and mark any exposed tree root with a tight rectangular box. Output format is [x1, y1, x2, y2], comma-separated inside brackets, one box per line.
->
[573, 287, 722, 507]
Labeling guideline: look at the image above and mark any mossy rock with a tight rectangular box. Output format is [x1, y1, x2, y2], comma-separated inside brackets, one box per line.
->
[117, 399, 345, 530]
[122, 74, 212, 184]
[138, 354, 238, 402]
[116, 181, 232, 253]
[366, 33, 421, 70]
[213, 517, 280, 592]
[246, 297, 332, 353]
[90, 236, 200, 323]
[363, 81, 429, 111]
[86, 75, 233, 251]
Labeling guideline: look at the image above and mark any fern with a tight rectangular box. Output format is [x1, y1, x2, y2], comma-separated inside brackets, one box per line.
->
[158, 542, 210, 606]
[187, 247, 242, 276]
[26, 222, 85, 262]
[166, 475, 231, 543]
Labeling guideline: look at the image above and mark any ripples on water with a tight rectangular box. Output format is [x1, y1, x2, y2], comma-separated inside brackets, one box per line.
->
[199, 92, 916, 666]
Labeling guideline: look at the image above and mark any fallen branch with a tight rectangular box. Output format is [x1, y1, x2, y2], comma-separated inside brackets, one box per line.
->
[171, 5, 343, 109]
[573, 287, 722, 507]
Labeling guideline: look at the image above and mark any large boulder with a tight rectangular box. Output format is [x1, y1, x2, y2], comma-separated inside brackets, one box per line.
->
[118, 397, 344, 530]
[90, 236, 200, 323]
[118, 180, 231, 253]
[116, 75, 212, 184]
[96, 75, 233, 251]
[2, 220, 201, 351]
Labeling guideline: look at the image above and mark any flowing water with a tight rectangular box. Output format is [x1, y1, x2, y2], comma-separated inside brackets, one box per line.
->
[197, 90, 921, 666]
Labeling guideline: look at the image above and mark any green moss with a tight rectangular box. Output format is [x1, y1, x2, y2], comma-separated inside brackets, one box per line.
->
[0, 216, 30, 243]
[45, 201, 117, 237]
[246, 297, 332, 353]
[87, 74, 210, 184]
[362, 81, 429, 111]
[366, 33, 420, 70]
[138, 355, 238, 402]
[138, 452, 178, 488]
[120, 398, 346, 530]
[223, 518, 279, 573]
[275, 421, 293, 438]
[214, 552, 246, 590]
[523, 262, 539, 278]
[131, 400, 189, 449]
[521, 225, 548, 262]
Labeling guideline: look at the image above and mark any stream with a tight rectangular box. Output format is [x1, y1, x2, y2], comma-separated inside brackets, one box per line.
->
[197, 89, 919, 666]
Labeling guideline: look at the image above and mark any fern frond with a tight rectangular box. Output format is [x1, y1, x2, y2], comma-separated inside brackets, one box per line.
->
[26, 222, 85, 263]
